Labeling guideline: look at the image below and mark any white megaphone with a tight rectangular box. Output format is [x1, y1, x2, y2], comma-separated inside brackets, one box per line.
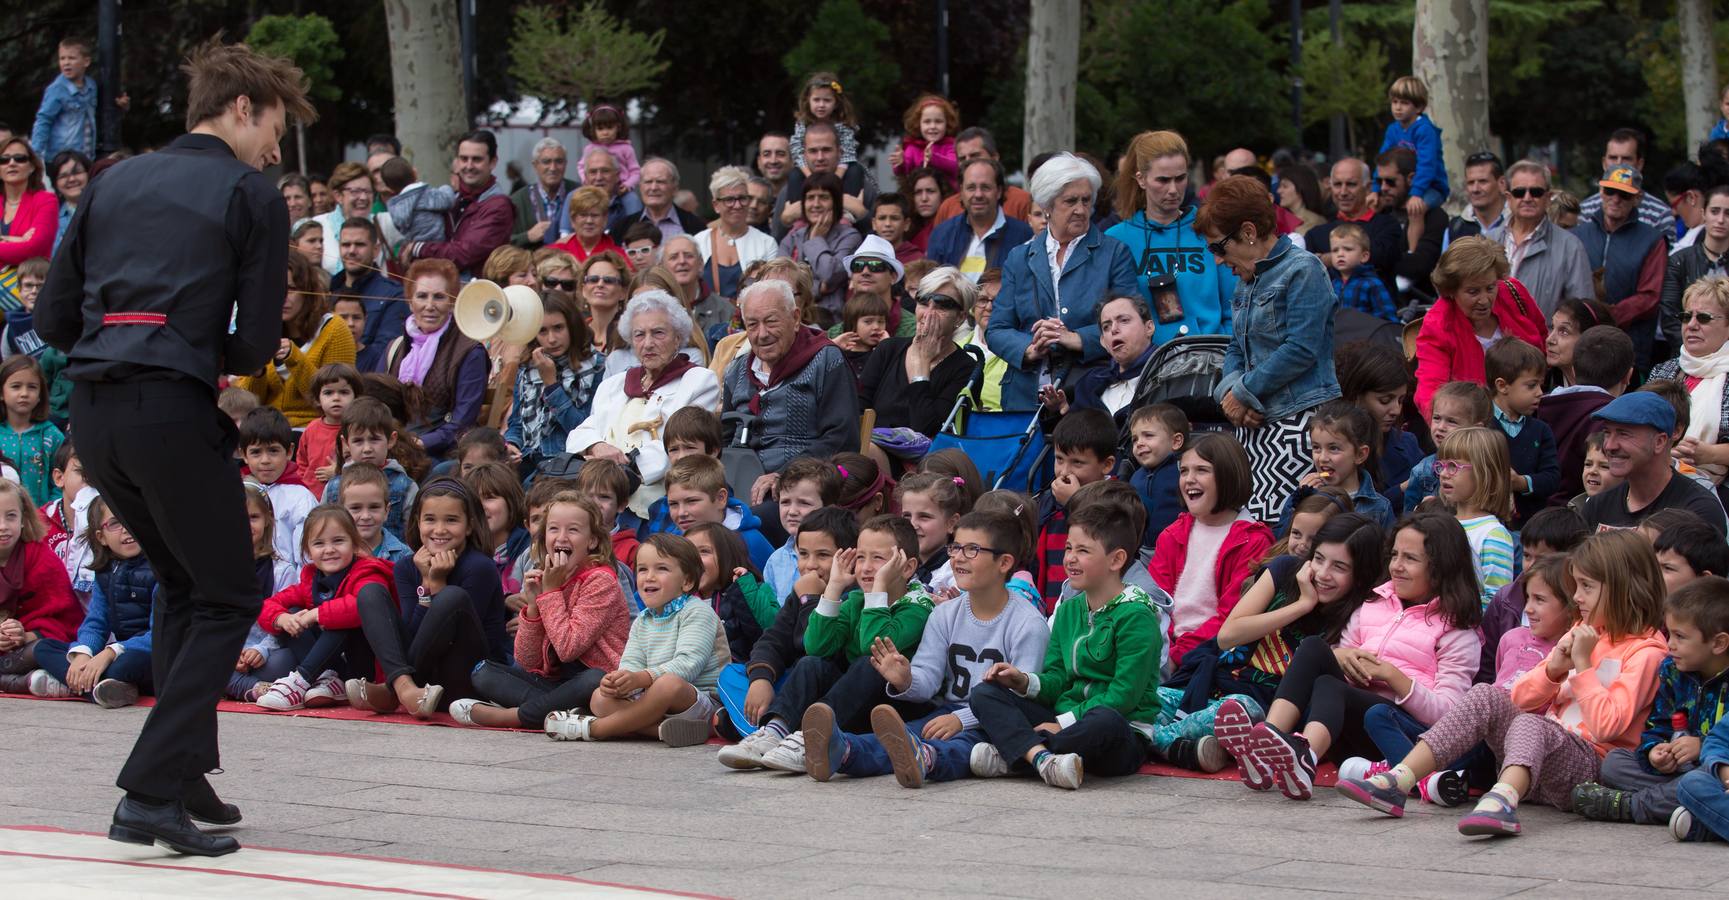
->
[454, 279, 544, 345]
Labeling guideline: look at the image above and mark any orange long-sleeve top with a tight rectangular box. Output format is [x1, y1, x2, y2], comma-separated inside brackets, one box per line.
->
[1509, 628, 1669, 758]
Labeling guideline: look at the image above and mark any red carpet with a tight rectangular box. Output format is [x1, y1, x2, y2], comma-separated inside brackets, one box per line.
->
[0, 692, 1338, 783]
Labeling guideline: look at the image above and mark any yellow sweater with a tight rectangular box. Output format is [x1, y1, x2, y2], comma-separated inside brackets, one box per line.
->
[235, 315, 357, 427]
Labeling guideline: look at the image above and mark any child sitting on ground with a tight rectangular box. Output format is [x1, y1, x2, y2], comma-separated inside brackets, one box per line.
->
[39, 441, 96, 604]
[456, 493, 632, 730]
[1568, 431, 1620, 517]
[0, 355, 66, 505]
[1485, 338, 1559, 530]
[466, 462, 530, 594]
[1337, 340, 1420, 513]
[1054, 481, 1173, 670]
[1403, 381, 1492, 510]
[1435, 426, 1517, 609]
[0, 480, 80, 692]
[664, 454, 774, 569]
[29, 496, 156, 708]
[1653, 518, 1728, 597]
[1127, 403, 1187, 549]
[686, 522, 776, 659]
[241, 407, 318, 568]
[896, 472, 967, 593]
[1036, 408, 1118, 611]
[641, 406, 725, 536]
[1476, 507, 1588, 683]
[225, 484, 299, 702]
[1152, 432, 1274, 668]
[543, 533, 730, 746]
[763, 457, 842, 603]
[1574, 575, 1729, 825]
[1337, 529, 1667, 837]
[802, 511, 1051, 788]
[338, 463, 413, 564]
[456, 427, 509, 480]
[297, 363, 363, 496]
[574, 458, 641, 573]
[968, 501, 1167, 790]
[322, 398, 423, 540]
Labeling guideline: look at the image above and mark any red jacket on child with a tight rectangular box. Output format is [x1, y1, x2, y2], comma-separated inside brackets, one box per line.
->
[2, 540, 81, 642]
[1149, 513, 1273, 667]
[515, 562, 631, 678]
[296, 418, 341, 496]
[257, 555, 396, 633]
[611, 529, 639, 569]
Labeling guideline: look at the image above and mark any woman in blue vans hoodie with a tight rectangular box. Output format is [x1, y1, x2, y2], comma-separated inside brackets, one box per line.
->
[1106, 131, 1238, 345]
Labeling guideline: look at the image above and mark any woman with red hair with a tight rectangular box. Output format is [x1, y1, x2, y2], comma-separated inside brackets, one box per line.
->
[385, 258, 488, 457]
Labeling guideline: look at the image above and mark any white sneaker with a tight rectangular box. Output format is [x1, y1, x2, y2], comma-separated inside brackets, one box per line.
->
[717, 725, 784, 770]
[759, 731, 808, 773]
[544, 710, 596, 741]
[970, 741, 1012, 778]
[27, 669, 71, 698]
[256, 671, 311, 711]
[303, 670, 346, 707]
[1037, 752, 1084, 790]
[1670, 806, 1697, 842]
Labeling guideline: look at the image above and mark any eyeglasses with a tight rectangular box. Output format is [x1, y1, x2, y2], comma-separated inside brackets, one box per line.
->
[0, 154, 31, 165]
[1508, 186, 1548, 200]
[1435, 461, 1475, 476]
[915, 292, 963, 313]
[850, 259, 893, 274]
[716, 194, 751, 207]
[1206, 233, 1236, 257]
[55, 167, 86, 179]
[1681, 310, 1722, 325]
[99, 518, 129, 533]
[583, 274, 623, 286]
[946, 542, 1004, 560]
[542, 277, 576, 291]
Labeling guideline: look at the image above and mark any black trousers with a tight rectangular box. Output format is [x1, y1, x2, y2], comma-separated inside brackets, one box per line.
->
[1271, 635, 1392, 761]
[283, 585, 389, 681]
[471, 660, 605, 728]
[74, 382, 260, 802]
[357, 584, 488, 704]
[969, 682, 1149, 777]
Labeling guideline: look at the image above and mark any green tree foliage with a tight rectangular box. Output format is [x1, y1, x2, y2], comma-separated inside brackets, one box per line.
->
[781, 0, 902, 146]
[1076, 0, 1292, 160]
[508, 2, 669, 118]
[1297, 31, 1390, 151]
[246, 14, 344, 105]
[1632, 17, 1729, 158]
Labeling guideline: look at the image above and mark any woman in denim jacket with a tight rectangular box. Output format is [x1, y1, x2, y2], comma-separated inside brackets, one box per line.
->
[1197, 176, 1341, 521]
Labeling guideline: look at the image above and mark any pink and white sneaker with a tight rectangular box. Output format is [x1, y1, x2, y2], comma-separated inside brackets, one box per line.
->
[256, 671, 311, 711]
[1213, 698, 1272, 791]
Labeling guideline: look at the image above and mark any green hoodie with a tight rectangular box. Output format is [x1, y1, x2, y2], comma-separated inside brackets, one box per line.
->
[802, 580, 937, 662]
[1029, 584, 1163, 733]
[733, 573, 782, 631]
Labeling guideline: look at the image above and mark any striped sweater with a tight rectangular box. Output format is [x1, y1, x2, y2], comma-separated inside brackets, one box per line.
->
[1458, 514, 1514, 610]
[619, 597, 730, 693]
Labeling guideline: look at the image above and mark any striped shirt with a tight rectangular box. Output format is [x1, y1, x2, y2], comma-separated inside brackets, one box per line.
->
[1459, 514, 1515, 610]
[619, 598, 730, 692]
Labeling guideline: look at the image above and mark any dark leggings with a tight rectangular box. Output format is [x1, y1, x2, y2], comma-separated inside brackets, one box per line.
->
[1272, 635, 1393, 761]
[470, 660, 605, 728]
[357, 584, 489, 704]
[284, 612, 376, 682]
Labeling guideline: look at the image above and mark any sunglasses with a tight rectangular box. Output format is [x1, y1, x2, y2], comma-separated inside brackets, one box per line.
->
[1206, 233, 1236, 257]
[916, 292, 963, 312]
[1681, 310, 1722, 325]
[0, 154, 31, 165]
[542, 277, 576, 291]
[1508, 186, 1548, 199]
[945, 542, 1004, 560]
[1602, 188, 1638, 201]
[583, 274, 624, 286]
[849, 259, 892, 274]
[1466, 151, 1501, 168]
[1435, 460, 1476, 476]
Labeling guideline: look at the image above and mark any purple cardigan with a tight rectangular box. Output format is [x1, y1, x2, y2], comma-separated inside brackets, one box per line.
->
[419, 344, 489, 457]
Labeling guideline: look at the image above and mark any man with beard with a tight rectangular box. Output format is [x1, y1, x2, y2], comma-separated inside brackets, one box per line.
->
[1376, 147, 1448, 298]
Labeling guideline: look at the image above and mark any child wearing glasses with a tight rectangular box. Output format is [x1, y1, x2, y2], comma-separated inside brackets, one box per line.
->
[1435, 427, 1517, 610]
[28, 495, 156, 708]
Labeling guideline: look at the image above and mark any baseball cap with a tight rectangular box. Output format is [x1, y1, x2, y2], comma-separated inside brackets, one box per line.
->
[1598, 165, 1642, 195]
[1591, 391, 1674, 433]
[843, 234, 905, 283]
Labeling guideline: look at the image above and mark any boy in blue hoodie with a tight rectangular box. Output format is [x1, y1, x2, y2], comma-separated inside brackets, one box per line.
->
[1103, 130, 1237, 346]
[1380, 75, 1449, 214]
[642, 406, 727, 537]
[1127, 403, 1186, 549]
[664, 454, 774, 569]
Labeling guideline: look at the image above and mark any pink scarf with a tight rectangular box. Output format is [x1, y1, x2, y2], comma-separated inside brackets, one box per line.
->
[398, 315, 450, 386]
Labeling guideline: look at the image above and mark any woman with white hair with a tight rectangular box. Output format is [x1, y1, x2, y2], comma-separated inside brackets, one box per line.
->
[693, 165, 778, 302]
[985, 152, 1140, 410]
[566, 290, 722, 511]
[858, 266, 978, 437]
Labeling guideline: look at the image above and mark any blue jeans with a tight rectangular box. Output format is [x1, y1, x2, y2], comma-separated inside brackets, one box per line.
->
[1677, 766, 1729, 841]
[836, 708, 980, 783]
[225, 645, 294, 699]
[32, 638, 155, 695]
[1364, 703, 1495, 784]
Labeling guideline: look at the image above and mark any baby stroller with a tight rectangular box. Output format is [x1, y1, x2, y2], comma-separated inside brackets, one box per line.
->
[1116, 334, 1231, 469]
[925, 345, 1052, 492]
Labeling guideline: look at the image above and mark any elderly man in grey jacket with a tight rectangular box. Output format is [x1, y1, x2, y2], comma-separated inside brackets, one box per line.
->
[1499, 159, 1594, 319]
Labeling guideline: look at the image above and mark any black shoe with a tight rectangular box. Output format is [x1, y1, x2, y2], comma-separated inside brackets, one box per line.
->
[109, 796, 240, 857]
[1571, 782, 1634, 822]
[1165, 736, 1231, 773]
[183, 775, 242, 826]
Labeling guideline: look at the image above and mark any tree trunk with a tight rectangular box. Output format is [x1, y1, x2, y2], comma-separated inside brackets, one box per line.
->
[1678, 0, 1719, 147]
[1023, 0, 1080, 169]
[1412, 0, 1489, 214]
[383, 0, 467, 170]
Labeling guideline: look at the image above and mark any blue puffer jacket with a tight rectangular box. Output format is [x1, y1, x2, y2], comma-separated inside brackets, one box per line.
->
[1214, 235, 1340, 421]
[76, 556, 157, 656]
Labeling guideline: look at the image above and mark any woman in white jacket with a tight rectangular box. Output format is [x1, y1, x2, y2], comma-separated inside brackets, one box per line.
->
[566, 290, 721, 516]
[691, 166, 778, 337]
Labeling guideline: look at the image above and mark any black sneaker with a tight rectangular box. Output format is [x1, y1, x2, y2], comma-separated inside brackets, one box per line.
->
[1570, 782, 1634, 822]
[1165, 735, 1230, 773]
[1248, 721, 1315, 800]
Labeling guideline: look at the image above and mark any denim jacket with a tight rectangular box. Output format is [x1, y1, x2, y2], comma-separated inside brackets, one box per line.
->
[31, 74, 97, 159]
[1214, 235, 1340, 421]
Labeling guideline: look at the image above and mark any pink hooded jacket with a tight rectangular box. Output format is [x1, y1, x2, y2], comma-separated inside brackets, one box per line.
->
[1340, 582, 1482, 726]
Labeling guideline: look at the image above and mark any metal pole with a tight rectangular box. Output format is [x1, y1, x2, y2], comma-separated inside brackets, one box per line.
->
[97, 0, 122, 153]
[459, 0, 477, 124]
[936, 0, 950, 98]
[1289, 0, 1303, 140]
[1329, 0, 1347, 159]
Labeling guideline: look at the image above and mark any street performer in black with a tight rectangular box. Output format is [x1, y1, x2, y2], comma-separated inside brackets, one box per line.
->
[36, 39, 315, 857]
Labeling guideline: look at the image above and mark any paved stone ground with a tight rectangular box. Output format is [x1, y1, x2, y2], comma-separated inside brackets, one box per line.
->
[0, 697, 1717, 898]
